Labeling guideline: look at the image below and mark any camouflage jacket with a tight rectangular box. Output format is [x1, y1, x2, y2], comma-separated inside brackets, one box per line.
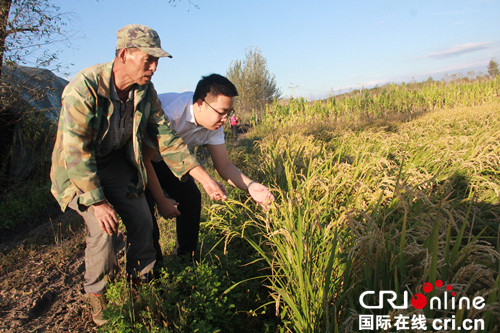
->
[50, 61, 199, 211]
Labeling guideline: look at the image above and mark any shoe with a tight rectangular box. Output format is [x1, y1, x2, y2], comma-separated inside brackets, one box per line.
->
[85, 293, 108, 326]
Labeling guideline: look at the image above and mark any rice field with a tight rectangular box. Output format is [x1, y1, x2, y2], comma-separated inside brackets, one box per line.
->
[104, 77, 499, 332]
[208, 77, 500, 332]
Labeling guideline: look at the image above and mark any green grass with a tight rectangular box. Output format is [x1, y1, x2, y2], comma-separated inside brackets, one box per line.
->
[103, 225, 279, 332]
[0, 181, 56, 230]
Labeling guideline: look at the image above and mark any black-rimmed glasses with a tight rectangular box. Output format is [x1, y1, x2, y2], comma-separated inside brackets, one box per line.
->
[202, 98, 235, 120]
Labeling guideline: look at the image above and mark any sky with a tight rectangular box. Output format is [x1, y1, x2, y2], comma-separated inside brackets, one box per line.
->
[44, 0, 500, 100]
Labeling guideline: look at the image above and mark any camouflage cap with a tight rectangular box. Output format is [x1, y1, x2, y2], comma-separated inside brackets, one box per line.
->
[116, 24, 172, 58]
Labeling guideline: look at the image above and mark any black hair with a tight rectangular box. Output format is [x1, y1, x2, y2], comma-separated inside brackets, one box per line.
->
[193, 74, 238, 102]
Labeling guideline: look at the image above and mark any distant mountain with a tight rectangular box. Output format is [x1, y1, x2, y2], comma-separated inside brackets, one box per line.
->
[1, 65, 68, 180]
[2, 65, 68, 120]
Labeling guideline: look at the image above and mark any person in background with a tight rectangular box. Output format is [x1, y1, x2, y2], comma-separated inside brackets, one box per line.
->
[144, 74, 274, 264]
[230, 113, 239, 138]
[50, 25, 226, 326]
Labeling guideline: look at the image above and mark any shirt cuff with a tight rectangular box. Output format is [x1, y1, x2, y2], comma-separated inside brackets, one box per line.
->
[77, 187, 106, 208]
[170, 156, 200, 181]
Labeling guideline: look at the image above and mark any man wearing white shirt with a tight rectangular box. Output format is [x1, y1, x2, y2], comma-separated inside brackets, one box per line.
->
[144, 74, 274, 260]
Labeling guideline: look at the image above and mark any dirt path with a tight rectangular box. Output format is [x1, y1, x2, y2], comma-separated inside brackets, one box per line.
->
[0, 210, 98, 332]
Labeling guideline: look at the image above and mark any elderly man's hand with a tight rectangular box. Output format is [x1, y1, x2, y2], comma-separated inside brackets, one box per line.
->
[203, 179, 228, 201]
[93, 201, 119, 235]
[188, 165, 228, 201]
[248, 182, 275, 210]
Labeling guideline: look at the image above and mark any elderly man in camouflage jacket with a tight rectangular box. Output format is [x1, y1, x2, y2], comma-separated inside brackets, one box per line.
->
[50, 24, 227, 326]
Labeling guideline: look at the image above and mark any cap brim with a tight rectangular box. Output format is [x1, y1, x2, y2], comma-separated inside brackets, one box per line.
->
[140, 47, 173, 58]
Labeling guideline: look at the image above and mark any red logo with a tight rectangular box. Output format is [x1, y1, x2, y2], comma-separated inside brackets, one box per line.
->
[411, 280, 455, 309]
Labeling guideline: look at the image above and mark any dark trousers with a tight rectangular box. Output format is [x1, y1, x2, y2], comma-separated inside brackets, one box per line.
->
[146, 160, 202, 263]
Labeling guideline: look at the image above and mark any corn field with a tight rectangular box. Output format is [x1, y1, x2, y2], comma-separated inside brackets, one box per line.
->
[207, 77, 500, 332]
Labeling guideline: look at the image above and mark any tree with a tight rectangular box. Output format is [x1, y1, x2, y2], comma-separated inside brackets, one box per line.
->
[227, 47, 281, 118]
[487, 59, 499, 78]
[0, 0, 70, 77]
[1, 0, 70, 183]
[1, 0, 70, 118]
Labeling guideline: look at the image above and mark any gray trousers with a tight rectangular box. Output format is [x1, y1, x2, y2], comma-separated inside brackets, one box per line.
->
[70, 150, 156, 294]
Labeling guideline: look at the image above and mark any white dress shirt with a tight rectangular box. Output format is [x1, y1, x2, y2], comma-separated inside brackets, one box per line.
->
[158, 92, 225, 152]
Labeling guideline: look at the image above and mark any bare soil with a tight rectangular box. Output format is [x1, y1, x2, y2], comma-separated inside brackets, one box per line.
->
[0, 210, 99, 332]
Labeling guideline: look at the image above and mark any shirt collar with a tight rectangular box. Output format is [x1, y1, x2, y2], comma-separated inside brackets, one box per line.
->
[187, 103, 199, 125]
